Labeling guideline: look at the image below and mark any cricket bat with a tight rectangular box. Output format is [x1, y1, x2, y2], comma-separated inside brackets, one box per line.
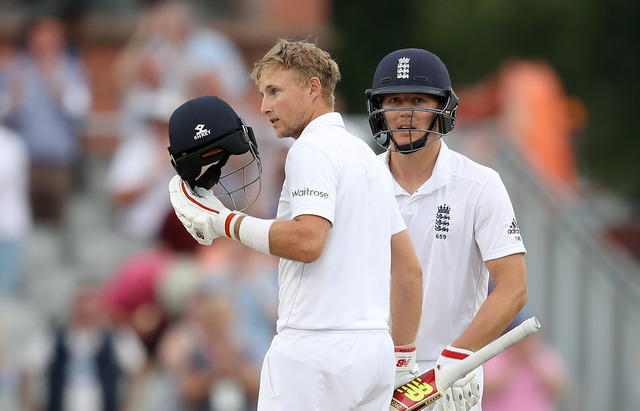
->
[390, 316, 541, 411]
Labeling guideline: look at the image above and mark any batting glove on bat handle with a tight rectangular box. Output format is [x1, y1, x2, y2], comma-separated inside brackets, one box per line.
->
[168, 175, 232, 245]
[394, 343, 421, 389]
[433, 346, 481, 411]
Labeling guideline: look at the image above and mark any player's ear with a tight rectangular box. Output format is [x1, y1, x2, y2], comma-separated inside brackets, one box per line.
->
[308, 77, 322, 98]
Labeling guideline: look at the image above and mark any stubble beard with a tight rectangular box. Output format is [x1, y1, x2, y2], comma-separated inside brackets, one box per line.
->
[276, 118, 305, 139]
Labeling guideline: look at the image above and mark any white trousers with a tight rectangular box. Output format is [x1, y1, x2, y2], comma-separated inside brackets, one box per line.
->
[257, 329, 394, 411]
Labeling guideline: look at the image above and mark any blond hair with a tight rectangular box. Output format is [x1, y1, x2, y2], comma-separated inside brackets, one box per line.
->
[250, 38, 341, 109]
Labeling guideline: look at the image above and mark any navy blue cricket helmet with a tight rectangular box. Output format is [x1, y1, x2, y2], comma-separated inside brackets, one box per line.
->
[167, 96, 261, 210]
[365, 48, 459, 154]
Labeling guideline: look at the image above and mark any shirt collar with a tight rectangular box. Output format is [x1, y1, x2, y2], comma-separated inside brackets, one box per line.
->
[384, 140, 452, 196]
[300, 112, 344, 137]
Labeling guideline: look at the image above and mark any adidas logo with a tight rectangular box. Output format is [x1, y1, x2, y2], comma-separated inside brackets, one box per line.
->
[507, 218, 522, 241]
[194, 124, 211, 140]
[507, 218, 520, 235]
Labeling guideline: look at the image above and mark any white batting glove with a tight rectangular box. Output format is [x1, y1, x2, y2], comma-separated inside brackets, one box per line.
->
[394, 343, 421, 388]
[433, 346, 481, 411]
[168, 175, 237, 245]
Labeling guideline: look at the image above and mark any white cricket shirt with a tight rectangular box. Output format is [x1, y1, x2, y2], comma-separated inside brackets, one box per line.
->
[276, 113, 406, 333]
[380, 142, 527, 362]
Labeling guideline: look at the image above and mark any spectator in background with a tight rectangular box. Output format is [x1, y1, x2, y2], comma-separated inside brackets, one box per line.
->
[112, 0, 289, 220]
[100, 214, 202, 360]
[0, 123, 31, 297]
[189, 239, 278, 370]
[0, 13, 91, 261]
[115, 49, 168, 144]
[482, 310, 570, 411]
[19, 282, 147, 411]
[101, 248, 174, 359]
[106, 90, 184, 244]
[101, 235, 277, 410]
[113, 0, 249, 105]
[155, 274, 261, 411]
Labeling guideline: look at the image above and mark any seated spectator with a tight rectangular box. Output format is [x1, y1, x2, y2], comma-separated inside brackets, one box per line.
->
[19, 282, 147, 411]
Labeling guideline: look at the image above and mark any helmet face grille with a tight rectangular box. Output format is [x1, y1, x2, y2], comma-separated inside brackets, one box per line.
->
[365, 49, 459, 153]
[368, 95, 458, 154]
[208, 142, 262, 212]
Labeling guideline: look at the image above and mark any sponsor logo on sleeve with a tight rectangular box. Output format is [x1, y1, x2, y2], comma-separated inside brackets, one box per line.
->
[507, 218, 522, 241]
[291, 187, 329, 199]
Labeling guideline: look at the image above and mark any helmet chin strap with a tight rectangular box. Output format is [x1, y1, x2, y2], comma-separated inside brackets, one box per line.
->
[395, 132, 429, 153]
[393, 116, 440, 154]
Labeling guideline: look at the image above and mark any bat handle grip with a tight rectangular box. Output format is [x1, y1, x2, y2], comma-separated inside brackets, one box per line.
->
[437, 316, 541, 390]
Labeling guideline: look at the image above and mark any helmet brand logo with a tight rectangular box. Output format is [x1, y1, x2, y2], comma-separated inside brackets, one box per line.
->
[194, 124, 211, 140]
[397, 57, 410, 79]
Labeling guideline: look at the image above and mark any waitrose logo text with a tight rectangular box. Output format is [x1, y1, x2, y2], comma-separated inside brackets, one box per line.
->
[292, 188, 329, 198]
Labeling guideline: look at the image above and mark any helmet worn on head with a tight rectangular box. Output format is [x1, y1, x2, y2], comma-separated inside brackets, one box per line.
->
[167, 96, 261, 211]
[365, 48, 459, 154]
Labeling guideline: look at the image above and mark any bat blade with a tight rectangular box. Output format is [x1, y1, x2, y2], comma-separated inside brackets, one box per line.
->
[390, 316, 541, 411]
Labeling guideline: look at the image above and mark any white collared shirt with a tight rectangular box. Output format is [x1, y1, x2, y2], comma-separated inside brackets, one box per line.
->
[380, 141, 526, 362]
[275, 113, 406, 333]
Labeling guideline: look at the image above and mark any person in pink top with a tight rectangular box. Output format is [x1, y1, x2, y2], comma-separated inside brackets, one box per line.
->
[482, 312, 570, 411]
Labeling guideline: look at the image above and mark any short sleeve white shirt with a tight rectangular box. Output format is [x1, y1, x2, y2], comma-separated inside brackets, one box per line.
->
[380, 142, 526, 362]
[276, 113, 405, 333]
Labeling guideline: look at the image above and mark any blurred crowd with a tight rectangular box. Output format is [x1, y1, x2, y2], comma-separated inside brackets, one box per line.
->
[0, 1, 285, 410]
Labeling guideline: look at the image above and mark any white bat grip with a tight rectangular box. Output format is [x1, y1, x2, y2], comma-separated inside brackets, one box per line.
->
[437, 316, 541, 390]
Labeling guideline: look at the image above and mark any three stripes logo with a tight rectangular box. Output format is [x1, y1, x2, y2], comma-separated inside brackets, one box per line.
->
[507, 218, 522, 241]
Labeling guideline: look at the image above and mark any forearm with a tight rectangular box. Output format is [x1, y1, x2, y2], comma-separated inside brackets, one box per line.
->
[452, 254, 528, 351]
[390, 271, 422, 345]
[390, 230, 423, 346]
[235, 215, 329, 263]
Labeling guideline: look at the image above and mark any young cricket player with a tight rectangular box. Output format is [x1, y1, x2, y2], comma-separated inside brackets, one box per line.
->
[366, 48, 529, 410]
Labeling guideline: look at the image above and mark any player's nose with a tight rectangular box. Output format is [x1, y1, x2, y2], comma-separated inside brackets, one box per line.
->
[260, 98, 272, 115]
[399, 108, 413, 117]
